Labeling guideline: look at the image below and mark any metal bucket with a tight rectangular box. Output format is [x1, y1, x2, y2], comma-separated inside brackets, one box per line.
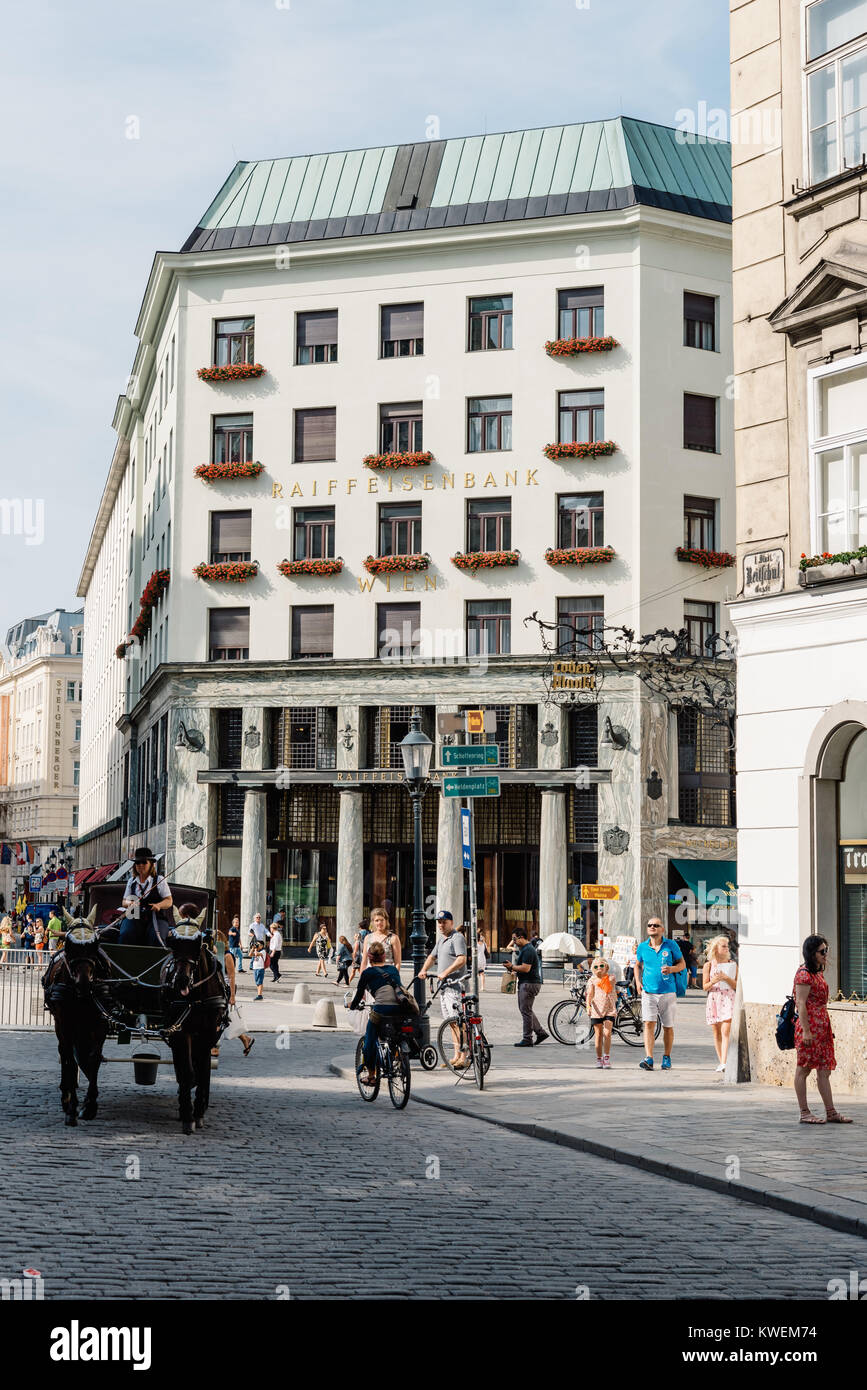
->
[132, 1051, 160, 1085]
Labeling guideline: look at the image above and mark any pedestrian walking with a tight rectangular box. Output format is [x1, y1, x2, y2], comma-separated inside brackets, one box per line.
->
[46, 908, 64, 955]
[227, 915, 244, 973]
[250, 942, 266, 1001]
[359, 907, 401, 972]
[223, 948, 255, 1056]
[794, 935, 851, 1126]
[703, 935, 738, 1072]
[678, 934, 699, 989]
[0, 916, 13, 967]
[20, 917, 36, 967]
[34, 920, 45, 964]
[635, 918, 685, 1071]
[477, 928, 488, 991]
[586, 956, 617, 1067]
[307, 921, 332, 977]
[247, 913, 266, 952]
[269, 920, 283, 982]
[348, 922, 368, 985]
[502, 926, 549, 1048]
[419, 910, 469, 1069]
[336, 936, 353, 986]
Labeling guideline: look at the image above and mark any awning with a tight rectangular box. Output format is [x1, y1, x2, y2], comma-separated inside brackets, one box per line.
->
[73, 869, 95, 891]
[671, 860, 737, 906]
[86, 864, 119, 885]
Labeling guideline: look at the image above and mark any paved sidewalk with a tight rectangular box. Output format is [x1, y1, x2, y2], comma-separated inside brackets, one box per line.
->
[331, 987, 867, 1239]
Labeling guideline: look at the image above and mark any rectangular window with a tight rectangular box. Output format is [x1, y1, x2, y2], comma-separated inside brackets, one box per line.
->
[381, 303, 423, 357]
[468, 396, 512, 452]
[73, 761, 80, 788]
[214, 317, 255, 366]
[379, 501, 422, 556]
[559, 390, 605, 444]
[213, 414, 254, 465]
[170, 335, 175, 389]
[558, 287, 604, 339]
[467, 497, 512, 551]
[677, 707, 736, 828]
[210, 510, 252, 562]
[74, 719, 81, 742]
[380, 401, 423, 454]
[808, 0, 867, 60]
[811, 360, 867, 550]
[468, 294, 513, 351]
[806, 12, 867, 183]
[295, 407, 336, 462]
[683, 292, 717, 351]
[296, 310, 338, 364]
[557, 494, 604, 548]
[72, 805, 78, 829]
[291, 606, 334, 659]
[377, 603, 421, 657]
[293, 507, 335, 561]
[467, 599, 511, 656]
[209, 608, 250, 661]
[168, 428, 173, 482]
[684, 496, 717, 550]
[557, 596, 604, 653]
[684, 600, 717, 655]
[683, 394, 718, 452]
[66, 681, 77, 702]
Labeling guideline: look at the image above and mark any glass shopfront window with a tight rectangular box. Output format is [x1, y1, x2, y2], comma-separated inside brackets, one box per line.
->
[839, 728, 867, 995]
[272, 847, 337, 945]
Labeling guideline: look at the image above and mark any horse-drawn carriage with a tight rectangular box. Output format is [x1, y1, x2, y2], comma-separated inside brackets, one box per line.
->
[42, 876, 229, 1133]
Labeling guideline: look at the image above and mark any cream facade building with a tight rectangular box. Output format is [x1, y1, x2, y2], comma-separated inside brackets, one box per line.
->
[0, 611, 83, 911]
[730, 0, 867, 1085]
[78, 117, 737, 948]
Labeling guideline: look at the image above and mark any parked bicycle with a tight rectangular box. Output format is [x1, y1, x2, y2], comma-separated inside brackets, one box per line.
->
[548, 977, 661, 1048]
[353, 1003, 413, 1109]
[432, 980, 492, 1090]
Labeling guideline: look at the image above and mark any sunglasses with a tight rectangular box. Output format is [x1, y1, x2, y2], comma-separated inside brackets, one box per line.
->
[817, 947, 828, 955]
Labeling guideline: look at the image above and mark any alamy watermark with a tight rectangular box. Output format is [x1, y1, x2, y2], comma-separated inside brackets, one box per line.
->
[0, 499, 44, 546]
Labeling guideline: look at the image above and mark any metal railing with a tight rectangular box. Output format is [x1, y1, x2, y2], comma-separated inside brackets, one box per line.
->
[0, 957, 53, 1029]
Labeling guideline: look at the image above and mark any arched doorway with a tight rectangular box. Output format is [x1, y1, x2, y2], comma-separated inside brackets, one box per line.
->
[839, 729, 867, 996]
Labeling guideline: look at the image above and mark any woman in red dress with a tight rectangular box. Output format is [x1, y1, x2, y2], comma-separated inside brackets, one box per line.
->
[793, 935, 852, 1125]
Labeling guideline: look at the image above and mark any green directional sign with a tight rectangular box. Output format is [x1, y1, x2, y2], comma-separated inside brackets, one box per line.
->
[441, 745, 499, 768]
[443, 775, 500, 799]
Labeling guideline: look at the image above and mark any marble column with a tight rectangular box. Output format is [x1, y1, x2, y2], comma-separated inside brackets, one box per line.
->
[337, 788, 364, 940]
[436, 791, 465, 921]
[165, 704, 214, 887]
[539, 788, 567, 937]
[240, 790, 267, 927]
[241, 706, 267, 772]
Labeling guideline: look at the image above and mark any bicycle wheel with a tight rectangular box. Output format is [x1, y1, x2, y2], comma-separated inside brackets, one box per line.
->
[548, 998, 592, 1046]
[354, 1037, 380, 1100]
[419, 1044, 439, 1071]
[437, 1018, 470, 1075]
[388, 1045, 411, 1109]
[471, 1033, 488, 1091]
[614, 1000, 662, 1046]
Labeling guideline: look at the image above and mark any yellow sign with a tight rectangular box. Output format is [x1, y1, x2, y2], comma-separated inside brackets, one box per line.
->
[465, 710, 485, 735]
[581, 884, 620, 900]
[552, 660, 596, 691]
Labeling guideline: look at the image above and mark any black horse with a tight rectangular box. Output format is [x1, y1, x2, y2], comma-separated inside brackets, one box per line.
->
[42, 912, 109, 1127]
[161, 909, 230, 1134]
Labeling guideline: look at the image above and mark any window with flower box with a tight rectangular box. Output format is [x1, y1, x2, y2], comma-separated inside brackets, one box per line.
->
[468, 295, 513, 351]
[467, 497, 512, 551]
[810, 358, 867, 552]
[558, 287, 604, 339]
[805, 0, 867, 183]
[213, 414, 254, 466]
[683, 292, 717, 351]
[209, 608, 249, 661]
[683, 394, 718, 453]
[683, 496, 717, 551]
[467, 600, 511, 656]
[380, 402, 423, 454]
[295, 408, 336, 463]
[379, 501, 422, 556]
[210, 511, 252, 563]
[558, 390, 605, 445]
[468, 397, 512, 452]
[296, 310, 338, 364]
[381, 303, 423, 357]
[557, 596, 604, 653]
[214, 317, 255, 366]
[293, 507, 335, 561]
[558, 494, 604, 548]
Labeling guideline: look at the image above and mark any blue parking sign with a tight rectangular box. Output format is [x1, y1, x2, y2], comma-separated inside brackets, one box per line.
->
[461, 809, 472, 869]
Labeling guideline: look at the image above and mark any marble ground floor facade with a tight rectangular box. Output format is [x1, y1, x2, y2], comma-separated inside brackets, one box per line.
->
[112, 656, 737, 951]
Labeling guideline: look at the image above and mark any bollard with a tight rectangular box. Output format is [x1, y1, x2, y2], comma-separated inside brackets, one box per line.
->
[293, 983, 311, 1005]
[311, 997, 337, 1029]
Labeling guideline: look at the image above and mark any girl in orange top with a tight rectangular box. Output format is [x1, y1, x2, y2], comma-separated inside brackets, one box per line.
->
[586, 957, 617, 1068]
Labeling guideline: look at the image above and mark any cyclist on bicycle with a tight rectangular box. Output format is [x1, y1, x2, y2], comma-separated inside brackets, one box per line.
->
[348, 941, 405, 1086]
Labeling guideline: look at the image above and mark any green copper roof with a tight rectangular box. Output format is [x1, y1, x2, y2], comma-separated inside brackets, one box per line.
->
[182, 117, 730, 253]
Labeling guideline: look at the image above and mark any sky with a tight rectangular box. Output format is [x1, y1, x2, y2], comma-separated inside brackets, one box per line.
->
[0, 0, 730, 640]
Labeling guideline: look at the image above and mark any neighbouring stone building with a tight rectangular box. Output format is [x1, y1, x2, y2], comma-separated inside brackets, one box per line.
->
[729, 0, 867, 1088]
[77, 116, 737, 949]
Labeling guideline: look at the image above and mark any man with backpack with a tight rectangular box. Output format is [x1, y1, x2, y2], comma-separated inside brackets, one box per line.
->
[634, 918, 686, 1072]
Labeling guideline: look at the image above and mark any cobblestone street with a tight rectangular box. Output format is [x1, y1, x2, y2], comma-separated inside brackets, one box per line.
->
[2, 1028, 866, 1301]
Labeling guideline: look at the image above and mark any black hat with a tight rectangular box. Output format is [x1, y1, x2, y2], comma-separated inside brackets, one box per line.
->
[133, 846, 155, 864]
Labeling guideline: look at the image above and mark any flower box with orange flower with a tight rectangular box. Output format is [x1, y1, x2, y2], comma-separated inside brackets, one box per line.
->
[363, 553, 430, 575]
[545, 546, 615, 567]
[362, 451, 433, 470]
[544, 336, 618, 357]
[195, 460, 264, 481]
[197, 363, 266, 383]
[675, 547, 735, 570]
[542, 441, 617, 461]
[451, 549, 520, 573]
[193, 561, 259, 583]
[277, 558, 344, 577]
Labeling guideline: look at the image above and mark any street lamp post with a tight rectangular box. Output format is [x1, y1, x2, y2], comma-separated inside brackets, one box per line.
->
[399, 708, 433, 1017]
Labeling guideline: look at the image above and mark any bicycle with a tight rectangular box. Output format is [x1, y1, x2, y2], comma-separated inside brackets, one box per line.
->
[344, 982, 439, 1071]
[549, 978, 661, 1048]
[432, 981, 492, 1090]
[353, 1005, 413, 1109]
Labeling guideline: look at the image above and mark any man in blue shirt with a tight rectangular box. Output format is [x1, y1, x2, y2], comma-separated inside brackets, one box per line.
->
[635, 918, 685, 1072]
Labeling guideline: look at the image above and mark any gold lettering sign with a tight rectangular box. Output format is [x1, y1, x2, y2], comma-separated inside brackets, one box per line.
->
[269, 470, 541, 501]
[552, 660, 596, 691]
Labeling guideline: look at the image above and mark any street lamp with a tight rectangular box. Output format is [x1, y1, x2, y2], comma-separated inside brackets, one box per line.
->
[400, 709, 433, 1014]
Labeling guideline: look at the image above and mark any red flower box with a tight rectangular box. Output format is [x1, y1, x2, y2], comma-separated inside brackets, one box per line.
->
[195, 461, 264, 481]
[543, 441, 617, 460]
[451, 549, 520, 573]
[363, 553, 430, 575]
[362, 451, 433, 470]
[197, 363, 266, 382]
[675, 546, 735, 570]
[544, 336, 618, 357]
[799, 545, 867, 572]
[193, 561, 259, 583]
[115, 642, 130, 660]
[121, 569, 170, 647]
[277, 558, 344, 577]
[545, 546, 615, 567]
